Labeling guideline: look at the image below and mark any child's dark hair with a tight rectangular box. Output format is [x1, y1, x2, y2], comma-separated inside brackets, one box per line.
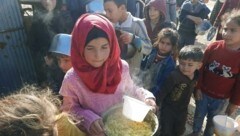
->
[221, 9, 240, 28]
[178, 45, 204, 62]
[154, 28, 179, 48]
[86, 27, 108, 46]
[104, 0, 127, 7]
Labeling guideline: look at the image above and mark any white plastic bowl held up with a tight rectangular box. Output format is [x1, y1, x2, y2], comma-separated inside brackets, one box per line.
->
[213, 115, 239, 136]
[122, 95, 151, 122]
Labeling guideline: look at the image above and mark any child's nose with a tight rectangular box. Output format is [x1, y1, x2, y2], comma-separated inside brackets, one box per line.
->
[106, 12, 110, 18]
[94, 50, 101, 58]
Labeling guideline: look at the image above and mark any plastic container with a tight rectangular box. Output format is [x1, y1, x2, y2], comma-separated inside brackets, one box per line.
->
[213, 115, 239, 136]
[122, 95, 151, 122]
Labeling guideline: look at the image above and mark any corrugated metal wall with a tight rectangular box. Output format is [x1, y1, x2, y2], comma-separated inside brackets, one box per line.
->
[0, 0, 36, 94]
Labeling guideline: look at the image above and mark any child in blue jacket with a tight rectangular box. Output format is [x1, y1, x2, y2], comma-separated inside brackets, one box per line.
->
[140, 28, 178, 101]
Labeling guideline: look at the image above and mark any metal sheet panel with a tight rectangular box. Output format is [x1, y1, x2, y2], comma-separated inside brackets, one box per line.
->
[0, 0, 36, 94]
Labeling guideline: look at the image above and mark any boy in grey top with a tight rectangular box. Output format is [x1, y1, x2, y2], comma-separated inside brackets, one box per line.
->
[104, 0, 152, 75]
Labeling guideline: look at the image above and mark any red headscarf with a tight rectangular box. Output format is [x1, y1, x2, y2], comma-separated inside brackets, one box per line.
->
[71, 13, 122, 94]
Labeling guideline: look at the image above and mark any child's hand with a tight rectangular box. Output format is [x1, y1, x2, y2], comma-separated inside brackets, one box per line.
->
[120, 31, 133, 45]
[145, 98, 158, 113]
[194, 89, 202, 100]
[225, 103, 238, 116]
[89, 119, 105, 136]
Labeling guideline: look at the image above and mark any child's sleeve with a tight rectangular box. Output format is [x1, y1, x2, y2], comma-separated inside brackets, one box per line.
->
[199, 4, 210, 19]
[158, 73, 175, 105]
[179, 9, 188, 23]
[178, 2, 191, 23]
[60, 79, 101, 132]
[57, 114, 86, 136]
[153, 59, 176, 95]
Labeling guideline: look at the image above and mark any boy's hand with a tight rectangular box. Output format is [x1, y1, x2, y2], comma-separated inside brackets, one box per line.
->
[194, 89, 202, 100]
[89, 119, 105, 136]
[145, 98, 158, 113]
[119, 32, 133, 45]
[225, 103, 238, 116]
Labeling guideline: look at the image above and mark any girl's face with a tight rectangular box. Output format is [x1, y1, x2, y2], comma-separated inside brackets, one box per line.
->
[84, 37, 110, 68]
[157, 37, 173, 55]
[222, 20, 240, 49]
[57, 56, 72, 73]
[41, 0, 56, 11]
[149, 6, 160, 21]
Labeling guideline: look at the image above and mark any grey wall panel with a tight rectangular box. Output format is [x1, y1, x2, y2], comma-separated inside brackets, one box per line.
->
[0, 0, 36, 94]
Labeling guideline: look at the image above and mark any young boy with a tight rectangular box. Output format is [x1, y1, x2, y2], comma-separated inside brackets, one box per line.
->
[190, 10, 240, 136]
[104, 0, 152, 75]
[45, 34, 72, 93]
[48, 33, 72, 73]
[178, 0, 210, 49]
[159, 45, 204, 136]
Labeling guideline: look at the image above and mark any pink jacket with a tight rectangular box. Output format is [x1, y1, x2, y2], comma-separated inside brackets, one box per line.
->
[60, 60, 154, 133]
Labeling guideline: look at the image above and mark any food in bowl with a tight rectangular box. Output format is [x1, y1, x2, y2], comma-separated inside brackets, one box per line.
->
[104, 108, 152, 136]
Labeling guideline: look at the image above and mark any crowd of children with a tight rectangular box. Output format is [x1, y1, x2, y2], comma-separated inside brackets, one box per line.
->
[1, 0, 240, 136]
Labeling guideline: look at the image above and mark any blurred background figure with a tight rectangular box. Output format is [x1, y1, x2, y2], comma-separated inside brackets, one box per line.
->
[212, 0, 240, 40]
[28, 0, 73, 92]
[166, 0, 177, 23]
[144, 0, 176, 44]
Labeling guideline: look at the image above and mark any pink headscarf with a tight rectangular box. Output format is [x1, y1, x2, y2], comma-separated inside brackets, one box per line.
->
[71, 13, 122, 94]
[145, 0, 167, 20]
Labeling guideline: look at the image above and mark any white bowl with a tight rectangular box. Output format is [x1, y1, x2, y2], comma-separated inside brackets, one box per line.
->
[213, 115, 239, 136]
[122, 95, 151, 122]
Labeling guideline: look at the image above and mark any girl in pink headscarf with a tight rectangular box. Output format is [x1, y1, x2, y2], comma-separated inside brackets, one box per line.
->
[59, 13, 156, 136]
[144, 0, 176, 44]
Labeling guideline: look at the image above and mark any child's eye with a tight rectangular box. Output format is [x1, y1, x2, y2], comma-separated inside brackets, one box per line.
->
[230, 28, 236, 33]
[160, 41, 165, 45]
[108, 10, 112, 14]
[86, 47, 93, 50]
[102, 44, 109, 49]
